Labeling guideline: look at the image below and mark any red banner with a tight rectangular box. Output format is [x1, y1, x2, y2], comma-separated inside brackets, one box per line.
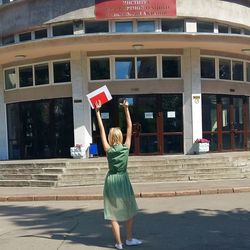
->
[95, 0, 176, 19]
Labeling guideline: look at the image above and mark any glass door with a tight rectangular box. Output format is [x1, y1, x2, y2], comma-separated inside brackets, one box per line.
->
[202, 94, 247, 152]
[92, 94, 183, 155]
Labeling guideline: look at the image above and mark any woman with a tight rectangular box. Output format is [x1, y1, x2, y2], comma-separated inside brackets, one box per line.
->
[95, 99, 142, 250]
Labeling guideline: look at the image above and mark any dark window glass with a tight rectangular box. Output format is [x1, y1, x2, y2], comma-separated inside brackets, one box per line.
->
[115, 21, 133, 32]
[244, 29, 250, 35]
[162, 20, 184, 32]
[53, 61, 71, 83]
[85, 21, 109, 33]
[231, 27, 241, 34]
[137, 56, 157, 78]
[162, 56, 181, 78]
[218, 25, 229, 33]
[197, 21, 214, 33]
[7, 98, 74, 159]
[19, 32, 31, 42]
[53, 23, 74, 36]
[19, 66, 33, 87]
[137, 21, 155, 32]
[90, 58, 110, 80]
[2, 35, 15, 45]
[115, 57, 135, 79]
[219, 59, 231, 80]
[247, 62, 250, 82]
[35, 29, 47, 39]
[200, 57, 215, 79]
[5, 68, 16, 89]
[35, 63, 49, 85]
[232, 60, 243, 81]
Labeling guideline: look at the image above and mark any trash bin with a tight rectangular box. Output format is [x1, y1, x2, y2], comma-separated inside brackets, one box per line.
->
[89, 143, 98, 157]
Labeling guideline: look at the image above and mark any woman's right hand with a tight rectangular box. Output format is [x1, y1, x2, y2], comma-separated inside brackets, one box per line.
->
[95, 100, 102, 111]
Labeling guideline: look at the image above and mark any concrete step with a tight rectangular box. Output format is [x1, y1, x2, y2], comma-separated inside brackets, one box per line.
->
[0, 174, 60, 181]
[189, 173, 245, 181]
[0, 180, 56, 187]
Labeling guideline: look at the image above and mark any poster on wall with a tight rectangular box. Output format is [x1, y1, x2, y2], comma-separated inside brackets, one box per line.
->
[95, 0, 176, 19]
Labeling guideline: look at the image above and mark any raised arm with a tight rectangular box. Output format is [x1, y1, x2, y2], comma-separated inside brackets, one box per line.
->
[122, 100, 132, 149]
[95, 100, 110, 152]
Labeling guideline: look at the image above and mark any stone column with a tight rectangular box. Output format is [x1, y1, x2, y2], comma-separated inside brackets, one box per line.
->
[70, 51, 92, 151]
[183, 48, 203, 154]
[0, 66, 9, 160]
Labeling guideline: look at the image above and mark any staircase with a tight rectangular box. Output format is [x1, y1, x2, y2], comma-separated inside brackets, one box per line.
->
[1, 152, 250, 187]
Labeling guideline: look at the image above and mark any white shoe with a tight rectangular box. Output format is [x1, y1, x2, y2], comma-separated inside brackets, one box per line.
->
[125, 238, 142, 246]
[115, 243, 123, 249]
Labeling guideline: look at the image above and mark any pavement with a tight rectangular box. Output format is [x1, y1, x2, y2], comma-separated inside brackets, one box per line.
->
[1, 178, 250, 202]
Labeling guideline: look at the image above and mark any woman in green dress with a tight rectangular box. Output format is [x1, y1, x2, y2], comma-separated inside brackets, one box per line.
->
[95, 99, 142, 250]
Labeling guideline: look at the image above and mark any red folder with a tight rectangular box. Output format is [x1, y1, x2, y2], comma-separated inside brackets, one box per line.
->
[87, 85, 112, 109]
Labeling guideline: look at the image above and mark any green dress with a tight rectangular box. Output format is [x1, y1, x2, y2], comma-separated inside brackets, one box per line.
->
[103, 144, 138, 222]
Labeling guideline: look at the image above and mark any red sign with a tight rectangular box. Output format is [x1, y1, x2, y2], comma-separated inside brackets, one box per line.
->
[95, 0, 176, 19]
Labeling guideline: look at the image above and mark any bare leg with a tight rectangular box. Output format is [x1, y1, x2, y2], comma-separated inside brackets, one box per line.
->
[111, 220, 122, 244]
[126, 217, 133, 240]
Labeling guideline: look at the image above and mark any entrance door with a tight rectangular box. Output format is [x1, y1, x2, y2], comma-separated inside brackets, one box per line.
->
[218, 96, 246, 150]
[92, 94, 183, 155]
[202, 95, 248, 151]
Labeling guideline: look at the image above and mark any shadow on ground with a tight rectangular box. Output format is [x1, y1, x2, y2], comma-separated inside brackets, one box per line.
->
[0, 201, 250, 250]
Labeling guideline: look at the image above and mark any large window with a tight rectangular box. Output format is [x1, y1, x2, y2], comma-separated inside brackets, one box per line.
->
[161, 19, 184, 32]
[231, 27, 241, 34]
[137, 56, 157, 78]
[2, 35, 15, 45]
[162, 56, 181, 78]
[19, 32, 31, 42]
[19, 66, 33, 87]
[200, 57, 215, 79]
[219, 59, 231, 80]
[35, 29, 48, 39]
[197, 21, 214, 33]
[52, 23, 74, 36]
[53, 61, 71, 83]
[218, 24, 229, 34]
[115, 57, 135, 79]
[5, 68, 17, 90]
[35, 63, 49, 85]
[232, 60, 243, 81]
[115, 21, 133, 32]
[7, 98, 74, 159]
[247, 62, 250, 82]
[137, 21, 155, 32]
[4, 60, 71, 89]
[90, 58, 110, 80]
[85, 21, 109, 33]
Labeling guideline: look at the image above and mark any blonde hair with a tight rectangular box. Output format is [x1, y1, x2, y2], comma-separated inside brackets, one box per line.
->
[108, 127, 123, 145]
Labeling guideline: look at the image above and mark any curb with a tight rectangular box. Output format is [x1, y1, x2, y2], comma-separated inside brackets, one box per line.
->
[1, 186, 250, 202]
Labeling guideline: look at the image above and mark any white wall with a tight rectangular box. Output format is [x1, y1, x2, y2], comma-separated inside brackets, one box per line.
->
[177, 0, 250, 26]
[71, 51, 92, 151]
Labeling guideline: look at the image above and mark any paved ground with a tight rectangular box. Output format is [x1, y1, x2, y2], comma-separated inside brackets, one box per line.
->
[1, 192, 250, 250]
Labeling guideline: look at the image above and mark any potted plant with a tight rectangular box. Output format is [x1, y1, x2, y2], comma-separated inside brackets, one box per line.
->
[194, 138, 210, 154]
[70, 144, 86, 159]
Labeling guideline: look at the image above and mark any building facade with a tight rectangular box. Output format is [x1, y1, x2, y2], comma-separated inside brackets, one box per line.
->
[0, 0, 250, 160]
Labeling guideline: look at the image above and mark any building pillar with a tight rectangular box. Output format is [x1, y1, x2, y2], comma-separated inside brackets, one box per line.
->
[0, 66, 9, 160]
[183, 48, 202, 154]
[70, 51, 92, 150]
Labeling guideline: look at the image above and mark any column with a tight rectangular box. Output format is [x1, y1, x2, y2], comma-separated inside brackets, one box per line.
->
[70, 51, 92, 150]
[183, 48, 203, 154]
[0, 66, 9, 160]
